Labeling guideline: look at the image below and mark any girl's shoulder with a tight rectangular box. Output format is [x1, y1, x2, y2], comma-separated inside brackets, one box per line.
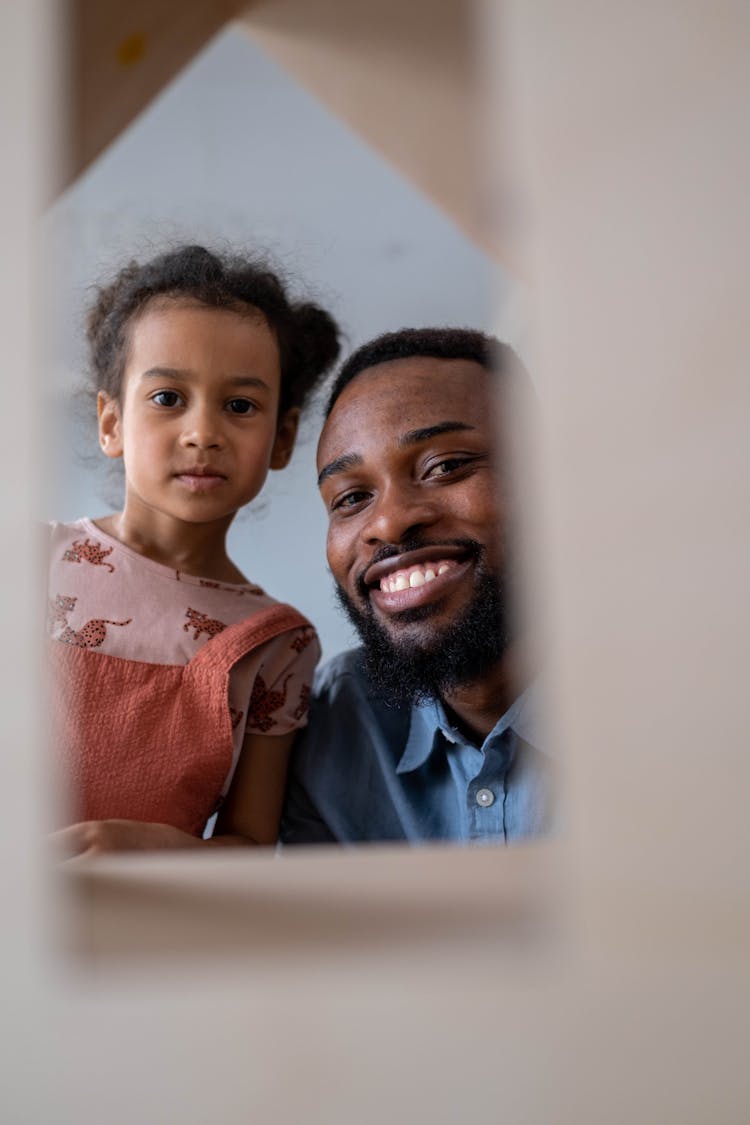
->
[46, 518, 287, 664]
[48, 516, 90, 541]
[48, 517, 106, 568]
[49, 518, 130, 578]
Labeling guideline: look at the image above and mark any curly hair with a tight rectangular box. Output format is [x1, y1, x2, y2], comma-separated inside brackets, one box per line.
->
[324, 326, 519, 417]
[86, 244, 341, 417]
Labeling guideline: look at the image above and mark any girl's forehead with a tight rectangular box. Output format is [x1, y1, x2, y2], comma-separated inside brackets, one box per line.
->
[133, 296, 271, 333]
[125, 300, 280, 370]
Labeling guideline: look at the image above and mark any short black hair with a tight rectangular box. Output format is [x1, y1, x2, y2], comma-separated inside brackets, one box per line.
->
[324, 326, 517, 417]
[87, 244, 341, 418]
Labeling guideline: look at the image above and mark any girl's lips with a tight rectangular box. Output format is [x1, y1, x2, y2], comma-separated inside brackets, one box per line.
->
[175, 473, 227, 493]
[369, 558, 473, 614]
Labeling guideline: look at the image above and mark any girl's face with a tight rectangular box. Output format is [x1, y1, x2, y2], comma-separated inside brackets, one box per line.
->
[97, 299, 298, 533]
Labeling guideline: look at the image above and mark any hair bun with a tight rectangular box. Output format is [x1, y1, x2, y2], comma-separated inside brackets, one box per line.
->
[291, 302, 341, 379]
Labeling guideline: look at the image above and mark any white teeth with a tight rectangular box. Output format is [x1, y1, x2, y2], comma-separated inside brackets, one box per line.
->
[379, 562, 456, 592]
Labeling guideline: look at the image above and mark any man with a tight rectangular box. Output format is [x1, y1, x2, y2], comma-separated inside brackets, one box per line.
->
[281, 327, 553, 845]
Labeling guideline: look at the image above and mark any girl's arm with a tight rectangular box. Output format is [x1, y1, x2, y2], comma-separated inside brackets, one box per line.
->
[51, 818, 209, 856]
[210, 731, 295, 847]
[50, 732, 296, 857]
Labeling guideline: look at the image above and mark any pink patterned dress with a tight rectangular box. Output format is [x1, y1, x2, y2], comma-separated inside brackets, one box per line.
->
[47, 519, 320, 835]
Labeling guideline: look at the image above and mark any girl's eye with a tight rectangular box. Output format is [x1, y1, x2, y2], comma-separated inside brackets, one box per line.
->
[226, 398, 256, 415]
[151, 390, 182, 408]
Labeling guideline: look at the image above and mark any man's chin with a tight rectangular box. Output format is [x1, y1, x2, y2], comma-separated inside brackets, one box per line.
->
[334, 573, 512, 705]
[342, 588, 453, 648]
[371, 601, 448, 634]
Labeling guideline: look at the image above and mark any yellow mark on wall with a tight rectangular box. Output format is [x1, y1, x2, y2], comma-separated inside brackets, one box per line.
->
[116, 33, 147, 68]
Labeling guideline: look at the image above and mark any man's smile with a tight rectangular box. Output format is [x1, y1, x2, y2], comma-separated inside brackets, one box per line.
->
[369, 558, 473, 613]
[364, 544, 470, 588]
[361, 544, 475, 614]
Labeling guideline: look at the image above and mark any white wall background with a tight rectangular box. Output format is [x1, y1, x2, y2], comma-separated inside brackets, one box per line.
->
[40, 23, 518, 658]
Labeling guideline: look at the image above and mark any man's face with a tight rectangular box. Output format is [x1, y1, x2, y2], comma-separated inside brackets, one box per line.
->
[317, 356, 513, 700]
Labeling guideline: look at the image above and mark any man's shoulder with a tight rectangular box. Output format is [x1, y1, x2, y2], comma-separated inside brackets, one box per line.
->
[311, 647, 412, 716]
[312, 646, 369, 696]
[284, 649, 417, 844]
[299, 646, 413, 757]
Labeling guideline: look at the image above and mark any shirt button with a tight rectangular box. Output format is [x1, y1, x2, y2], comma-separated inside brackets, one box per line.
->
[475, 788, 495, 808]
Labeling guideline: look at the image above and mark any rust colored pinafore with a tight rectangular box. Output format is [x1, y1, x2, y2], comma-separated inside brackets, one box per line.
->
[49, 603, 308, 836]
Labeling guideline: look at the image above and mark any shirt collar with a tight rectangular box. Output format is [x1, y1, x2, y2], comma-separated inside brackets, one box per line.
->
[396, 681, 544, 775]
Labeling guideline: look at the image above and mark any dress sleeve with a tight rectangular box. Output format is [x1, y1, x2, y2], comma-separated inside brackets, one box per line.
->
[243, 624, 321, 737]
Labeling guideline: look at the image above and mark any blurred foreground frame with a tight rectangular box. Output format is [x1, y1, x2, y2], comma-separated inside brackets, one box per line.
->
[64, 0, 509, 260]
[64, 844, 559, 965]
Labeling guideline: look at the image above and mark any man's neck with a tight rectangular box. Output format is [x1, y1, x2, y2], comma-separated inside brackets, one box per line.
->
[440, 643, 529, 745]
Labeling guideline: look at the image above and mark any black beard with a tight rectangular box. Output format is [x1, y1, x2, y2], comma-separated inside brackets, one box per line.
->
[335, 546, 513, 706]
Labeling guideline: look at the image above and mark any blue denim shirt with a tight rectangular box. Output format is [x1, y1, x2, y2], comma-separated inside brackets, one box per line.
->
[281, 648, 554, 846]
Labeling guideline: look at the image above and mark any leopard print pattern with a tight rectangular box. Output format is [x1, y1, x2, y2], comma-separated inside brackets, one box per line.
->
[292, 683, 311, 722]
[48, 593, 76, 632]
[246, 673, 292, 733]
[62, 537, 115, 573]
[48, 593, 131, 649]
[290, 627, 316, 654]
[183, 607, 226, 641]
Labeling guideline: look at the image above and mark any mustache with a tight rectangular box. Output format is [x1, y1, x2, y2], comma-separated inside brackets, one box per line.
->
[354, 536, 482, 600]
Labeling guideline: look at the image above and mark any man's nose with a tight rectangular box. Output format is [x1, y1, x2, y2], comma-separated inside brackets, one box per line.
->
[179, 406, 224, 450]
[362, 483, 441, 546]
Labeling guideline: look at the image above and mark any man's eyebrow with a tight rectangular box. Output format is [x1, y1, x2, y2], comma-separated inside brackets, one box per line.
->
[317, 452, 363, 488]
[140, 367, 271, 390]
[399, 421, 475, 446]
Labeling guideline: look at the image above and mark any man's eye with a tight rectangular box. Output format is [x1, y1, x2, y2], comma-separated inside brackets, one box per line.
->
[151, 391, 182, 408]
[426, 457, 472, 478]
[332, 490, 369, 512]
[226, 398, 256, 415]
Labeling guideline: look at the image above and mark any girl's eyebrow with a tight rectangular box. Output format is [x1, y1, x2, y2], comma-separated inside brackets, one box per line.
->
[140, 366, 271, 390]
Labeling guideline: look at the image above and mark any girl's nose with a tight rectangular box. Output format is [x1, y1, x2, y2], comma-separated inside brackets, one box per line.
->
[179, 407, 224, 450]
[362, 484, 441, 547]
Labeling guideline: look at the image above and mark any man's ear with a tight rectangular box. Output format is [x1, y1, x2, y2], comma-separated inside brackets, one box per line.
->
[97, 391, 124, 459]
[270, 407, 300, 470]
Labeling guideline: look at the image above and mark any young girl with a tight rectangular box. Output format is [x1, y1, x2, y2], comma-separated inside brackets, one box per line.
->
[47, 244, 340, 856]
